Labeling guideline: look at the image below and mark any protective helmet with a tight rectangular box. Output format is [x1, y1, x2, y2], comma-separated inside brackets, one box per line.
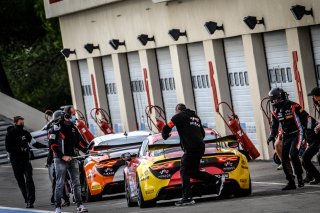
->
[268, 88, 287, 106]
[52, 110, 64, 123]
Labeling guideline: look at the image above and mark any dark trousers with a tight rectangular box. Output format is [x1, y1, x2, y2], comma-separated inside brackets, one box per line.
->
[11, 159, 35, 204]
[282, 133, 303, 181]
[302, 142, 320, 181]
[180, 151, 218, 199]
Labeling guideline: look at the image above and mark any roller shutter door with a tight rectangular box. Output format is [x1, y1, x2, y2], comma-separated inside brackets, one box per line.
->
[78, 60, 98, 136]
[224, 37, 257, 145]
[127, 52, 148, 130]
[264, 31, 296, 100]
[102, 56, 122, 133]
[311, 25, 320, 86]
[187, 42, 216, 128]
[156, 47, 178, 121]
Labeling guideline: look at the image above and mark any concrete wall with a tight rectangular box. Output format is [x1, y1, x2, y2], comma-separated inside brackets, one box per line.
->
[0, 93, 45, 130]
[57, 0, 318, 60]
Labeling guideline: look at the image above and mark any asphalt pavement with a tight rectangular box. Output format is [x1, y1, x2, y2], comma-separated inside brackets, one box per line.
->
[0, 159, 319, 213]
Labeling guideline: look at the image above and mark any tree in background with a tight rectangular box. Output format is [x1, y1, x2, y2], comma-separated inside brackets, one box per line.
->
[0, 0, 71, 112]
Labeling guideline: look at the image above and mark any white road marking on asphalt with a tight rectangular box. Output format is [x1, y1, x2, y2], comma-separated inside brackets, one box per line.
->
[0, 205, 72, 213]
[253, 181, 320, 188]
[130, 206, 189, 213]
[1, 165, 47, 171]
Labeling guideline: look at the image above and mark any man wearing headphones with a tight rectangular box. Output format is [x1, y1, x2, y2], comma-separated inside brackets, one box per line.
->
[49, 110, 89, 213]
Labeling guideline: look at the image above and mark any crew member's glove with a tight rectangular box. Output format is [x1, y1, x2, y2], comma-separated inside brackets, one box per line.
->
[267, 136, 275, 145]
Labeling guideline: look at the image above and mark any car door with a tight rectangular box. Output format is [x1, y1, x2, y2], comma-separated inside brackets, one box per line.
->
[128, 139, 149, 197]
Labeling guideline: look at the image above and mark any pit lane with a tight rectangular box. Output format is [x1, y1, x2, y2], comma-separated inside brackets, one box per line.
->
[0, 159, 319, 213]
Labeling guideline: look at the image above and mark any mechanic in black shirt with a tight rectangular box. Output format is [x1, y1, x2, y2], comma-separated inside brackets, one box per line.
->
[162, 104, 224, 206]
[5, 116, 35, 208]
[267, 88, 308, 190]
[49, 110, 89, 213]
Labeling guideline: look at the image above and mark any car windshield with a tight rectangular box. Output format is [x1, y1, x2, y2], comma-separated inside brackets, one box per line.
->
[151, 133, 222, 157]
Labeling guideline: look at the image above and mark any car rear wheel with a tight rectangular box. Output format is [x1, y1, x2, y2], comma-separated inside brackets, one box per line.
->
[234, 177, 252, 197]
[137, 176, 156, 208]
[125, 179, 137, 207]
[83, 181, 102, 202]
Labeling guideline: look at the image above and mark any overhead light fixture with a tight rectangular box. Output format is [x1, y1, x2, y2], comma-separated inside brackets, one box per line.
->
[168, 29, 187, 41]
[60, 48, 76, 58]
[109, 39, 125, 50]
[84, 43, 99, 54]
[137, 34, 155, 46]
[290, 5, 313, 20]
[204, 21, 224, 34]
[243, 16, 264, 30]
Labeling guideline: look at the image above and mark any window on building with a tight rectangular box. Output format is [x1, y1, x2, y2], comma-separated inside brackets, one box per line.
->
[201, 75, 207, 88]
[281, 68, 286, 83]
[269, 69, 276, 83]
[205, 75, 210, 88]
[169, 78, 174, 90]
[82, 86, 86, 96]
[317, 65, 320, 80]
[275, 68, 281, 83]
[234, 73, 239, 86]
[239, 72, 244, 86]
[195, 76, 201, 88]
[165, 78, 169, 90]
[244, 72, 249, 86]
[113, 83, 117, 94]
[140, 81, 145, 92]
[229, 73, 234, 86]
[192, 76, 197, 89]
[160, 79, 164, 91]
[286, 67, 292, 82]
[105, 84, 109, 95]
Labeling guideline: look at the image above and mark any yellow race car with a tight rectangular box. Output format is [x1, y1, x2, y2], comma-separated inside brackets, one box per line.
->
[122, 129, 251, 208]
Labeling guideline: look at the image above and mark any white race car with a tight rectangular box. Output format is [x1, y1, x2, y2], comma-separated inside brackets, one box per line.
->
[29, 123, 50, 159]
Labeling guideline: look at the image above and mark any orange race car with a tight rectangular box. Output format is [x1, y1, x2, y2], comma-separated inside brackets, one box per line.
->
[82, 131, 150, 201]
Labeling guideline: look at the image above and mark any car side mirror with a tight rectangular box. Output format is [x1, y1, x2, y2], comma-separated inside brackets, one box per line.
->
[228, 141, 239, 148]
[121, 152, 132, 162]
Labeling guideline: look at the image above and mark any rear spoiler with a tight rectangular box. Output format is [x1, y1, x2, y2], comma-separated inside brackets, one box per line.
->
[93, 141, 143, 151]
[148, 135, 237, 150]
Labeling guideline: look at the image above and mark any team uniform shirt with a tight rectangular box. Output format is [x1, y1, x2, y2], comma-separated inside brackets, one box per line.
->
[162, 109, 205, 152]
[49, 121, 88, 158]
[270, 100, 308, 143]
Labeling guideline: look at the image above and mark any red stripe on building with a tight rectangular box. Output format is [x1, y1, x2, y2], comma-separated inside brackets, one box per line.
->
[49, 0, 62, 4]
[91, 74, 99, 109]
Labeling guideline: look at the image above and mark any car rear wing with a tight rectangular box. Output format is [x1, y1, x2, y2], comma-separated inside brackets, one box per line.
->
[148, 135, 237, 151]
[92, 141, 143, 151]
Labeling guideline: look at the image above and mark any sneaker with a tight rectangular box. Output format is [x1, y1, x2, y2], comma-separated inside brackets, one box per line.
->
[297, 177, 304, 188]
[62, 200, 70, 207]
[282, 182, 296, 190]
[55, 207, 61, 213]
[303, 176, 313, 183]
[276, 164, 283, 170]
[215, 175, 225, 196]
[175, 198, 195, 206]
[310, 179, 320, 185]
[26, 203, 34, 208]
[77, 204, 88, 212]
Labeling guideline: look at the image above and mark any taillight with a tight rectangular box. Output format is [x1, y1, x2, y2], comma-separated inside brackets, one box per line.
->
[200, 155, 239, 172]
[95, 159, 124, 176]
[149, 161, 180, 179]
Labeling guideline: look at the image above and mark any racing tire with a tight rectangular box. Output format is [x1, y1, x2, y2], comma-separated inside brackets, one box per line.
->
[125, 179, 137, 207]
[136, 176, 156, 208]
[28, 150, 35, 160]
[83, 181, 102, 202]
[234, 177, 252, 197]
